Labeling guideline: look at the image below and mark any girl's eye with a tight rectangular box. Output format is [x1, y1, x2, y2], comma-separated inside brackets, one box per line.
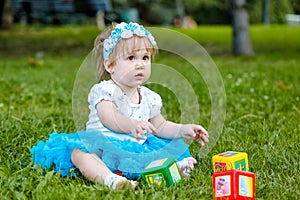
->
[143, 55, 150, 60]
[127, 56, 135, 61]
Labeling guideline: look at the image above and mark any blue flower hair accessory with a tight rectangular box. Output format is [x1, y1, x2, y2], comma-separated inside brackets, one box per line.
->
[103, 22, 157, 59]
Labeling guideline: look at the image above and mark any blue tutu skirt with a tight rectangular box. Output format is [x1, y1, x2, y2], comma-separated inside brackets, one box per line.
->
[30, 130, 192, 179]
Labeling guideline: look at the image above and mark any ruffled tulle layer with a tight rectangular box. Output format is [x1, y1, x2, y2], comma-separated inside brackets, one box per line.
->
[30, 130, 192, 179]
[30, 132, 87, 176]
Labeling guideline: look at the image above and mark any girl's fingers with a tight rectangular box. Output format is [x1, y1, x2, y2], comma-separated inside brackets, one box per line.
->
[194, 127, 209, 146]
[132, 130, 140, 142]
[136, 126, 146, 138]
[202, 134, 209, 142]
[146, 123, 157, 134]
[131, 121, 157, 142]
[141, 123, 157, 134]
[195, 136, 204, 146]
[197, 127, 209, 137]
[142, 126, 151, 134]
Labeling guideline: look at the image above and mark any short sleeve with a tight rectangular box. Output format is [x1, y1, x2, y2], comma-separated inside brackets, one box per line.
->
[88, 80, 117, 108]
[141, 86, 162, 119]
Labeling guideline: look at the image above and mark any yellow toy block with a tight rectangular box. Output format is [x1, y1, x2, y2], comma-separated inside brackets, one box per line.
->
[212, 151, 249, 172]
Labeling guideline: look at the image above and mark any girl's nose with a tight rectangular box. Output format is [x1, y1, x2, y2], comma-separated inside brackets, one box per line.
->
[135, 59, 144, 69]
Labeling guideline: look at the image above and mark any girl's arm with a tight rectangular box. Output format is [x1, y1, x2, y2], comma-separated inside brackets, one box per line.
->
[97, 100, 157, 141]
[150, 114, 209, 146]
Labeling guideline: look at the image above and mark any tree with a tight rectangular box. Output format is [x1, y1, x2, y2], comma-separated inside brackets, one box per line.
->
[262, 0, 269, 24]
[231, 0, 254, 56]
[0, 0, 13, 30]
[290, 0, 300, 14]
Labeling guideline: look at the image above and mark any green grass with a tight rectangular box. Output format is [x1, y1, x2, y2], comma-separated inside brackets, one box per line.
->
[0, 25, 299, 199]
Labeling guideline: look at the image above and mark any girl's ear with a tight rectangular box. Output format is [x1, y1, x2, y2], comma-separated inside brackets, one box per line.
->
[104, 59, 114, 74]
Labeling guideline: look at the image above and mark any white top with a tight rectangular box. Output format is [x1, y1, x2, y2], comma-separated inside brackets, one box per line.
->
[86, 80, 162, 143]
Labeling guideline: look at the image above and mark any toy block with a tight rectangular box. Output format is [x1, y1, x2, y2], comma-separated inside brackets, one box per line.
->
[212, 170, 256, 200]
[212, 151, 249, 172]
[142, 157, 182, 187]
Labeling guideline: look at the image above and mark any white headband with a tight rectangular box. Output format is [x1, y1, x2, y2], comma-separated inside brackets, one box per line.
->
[103, 22, 157, 59]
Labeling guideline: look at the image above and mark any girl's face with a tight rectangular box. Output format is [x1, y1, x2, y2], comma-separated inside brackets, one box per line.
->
[110, 48, 151, 90]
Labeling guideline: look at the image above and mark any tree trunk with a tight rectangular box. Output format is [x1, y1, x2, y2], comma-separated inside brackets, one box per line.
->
[231, 0, 254, 56]
[0, 0, 13, 30]
[262, 0, 269, 24]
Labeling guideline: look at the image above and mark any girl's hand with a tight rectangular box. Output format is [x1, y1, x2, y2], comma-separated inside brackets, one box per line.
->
[180, 124, 209, 146]
[130, 120, 157, 142]
[193, 125, 209, 146]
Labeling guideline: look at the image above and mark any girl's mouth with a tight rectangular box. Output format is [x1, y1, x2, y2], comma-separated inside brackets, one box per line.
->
[135, 73, 144, 78]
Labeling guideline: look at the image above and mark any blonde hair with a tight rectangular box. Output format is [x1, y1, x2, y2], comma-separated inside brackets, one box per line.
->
[93, 24, 158, 81]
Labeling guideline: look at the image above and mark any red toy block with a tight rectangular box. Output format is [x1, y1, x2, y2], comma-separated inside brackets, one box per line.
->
[212, 170, 256, 200]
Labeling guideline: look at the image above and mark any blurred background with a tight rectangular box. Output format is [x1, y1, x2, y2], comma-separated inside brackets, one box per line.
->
[1, 0, 300, 27]
[1, 0, 300, 57]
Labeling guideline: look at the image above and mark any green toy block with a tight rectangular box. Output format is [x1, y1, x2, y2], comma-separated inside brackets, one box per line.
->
[142, 157, 182, 187]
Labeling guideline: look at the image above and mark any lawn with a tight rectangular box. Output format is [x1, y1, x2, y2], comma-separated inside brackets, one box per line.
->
[0, 25, 299, 199]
